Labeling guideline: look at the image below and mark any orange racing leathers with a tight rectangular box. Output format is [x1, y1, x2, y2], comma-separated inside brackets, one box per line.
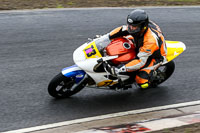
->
[108, 21, 167, 88]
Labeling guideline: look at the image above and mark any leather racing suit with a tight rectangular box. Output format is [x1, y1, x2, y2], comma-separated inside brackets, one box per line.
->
[108, 21, 167, 88]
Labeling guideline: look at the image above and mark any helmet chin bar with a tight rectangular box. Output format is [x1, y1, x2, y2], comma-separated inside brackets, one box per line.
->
[127, 22, 148, 36]
[128, 25, 141, 34]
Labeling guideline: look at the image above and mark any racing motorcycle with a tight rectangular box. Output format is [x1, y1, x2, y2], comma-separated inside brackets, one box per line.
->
[48, 34, 186, 98]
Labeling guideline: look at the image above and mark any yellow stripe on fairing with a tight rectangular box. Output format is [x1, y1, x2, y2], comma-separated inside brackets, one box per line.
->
[97, 80, 117, 87]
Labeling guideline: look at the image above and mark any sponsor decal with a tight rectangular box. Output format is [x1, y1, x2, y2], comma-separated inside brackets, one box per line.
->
[146, 49, 151, 53]
[76, 74, 84, 78]
[177, 114, 200, 124]
[97, 80, 117, 87]
[128, 18, 133, 23]
[96, 123, 150, 133]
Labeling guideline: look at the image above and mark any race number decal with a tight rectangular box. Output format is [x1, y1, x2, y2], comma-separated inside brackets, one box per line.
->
[83, 41, 102, 59]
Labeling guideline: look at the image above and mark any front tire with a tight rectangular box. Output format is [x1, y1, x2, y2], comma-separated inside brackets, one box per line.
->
[48, 73, 86, 98]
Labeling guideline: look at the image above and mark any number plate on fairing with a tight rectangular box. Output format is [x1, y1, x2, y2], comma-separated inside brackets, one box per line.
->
[83, 41, 102, 59]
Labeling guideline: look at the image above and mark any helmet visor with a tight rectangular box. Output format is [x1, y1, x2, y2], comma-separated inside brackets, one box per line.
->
[127, 24, 141, 34]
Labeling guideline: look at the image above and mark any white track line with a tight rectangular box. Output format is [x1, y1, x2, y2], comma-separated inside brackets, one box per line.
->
[3, 100, 200, 133]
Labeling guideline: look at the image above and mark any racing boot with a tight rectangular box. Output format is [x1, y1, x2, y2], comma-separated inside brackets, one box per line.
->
[139, 82, 149, 90]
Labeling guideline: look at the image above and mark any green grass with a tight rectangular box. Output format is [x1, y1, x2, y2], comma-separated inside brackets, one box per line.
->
[66, 1, 75, 5]
[56, 3, 64, 8]
[168, 0, 200, 2]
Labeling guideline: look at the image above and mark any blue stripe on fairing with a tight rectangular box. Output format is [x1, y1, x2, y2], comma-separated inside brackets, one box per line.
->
[64, 70, 86, 83]
[62, 64, 77, 71]
[62, 65, 86, 83]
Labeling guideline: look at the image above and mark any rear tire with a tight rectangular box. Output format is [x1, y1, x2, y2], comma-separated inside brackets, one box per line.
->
[48, 73, 86, 98]
[151, 61, 175, 87]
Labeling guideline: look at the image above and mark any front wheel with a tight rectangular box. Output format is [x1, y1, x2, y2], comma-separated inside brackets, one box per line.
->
[48, 73, 87, 98]
[151, 61, 175, 87]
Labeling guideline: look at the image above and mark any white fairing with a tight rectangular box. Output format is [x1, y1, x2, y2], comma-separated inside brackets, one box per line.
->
[73, 42, 98, 72]
[73, 34, 110, 63]
[73, 37, 105, 84]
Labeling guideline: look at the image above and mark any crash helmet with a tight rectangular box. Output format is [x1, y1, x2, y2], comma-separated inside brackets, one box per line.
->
[127, 9, 149, 35]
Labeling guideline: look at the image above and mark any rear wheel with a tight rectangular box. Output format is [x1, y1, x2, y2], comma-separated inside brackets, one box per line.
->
[48, 73, 86, 98]
[151, 61, 175, 87]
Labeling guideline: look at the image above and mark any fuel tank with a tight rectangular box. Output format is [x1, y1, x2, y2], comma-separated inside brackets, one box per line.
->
[106, 38, 136, 65]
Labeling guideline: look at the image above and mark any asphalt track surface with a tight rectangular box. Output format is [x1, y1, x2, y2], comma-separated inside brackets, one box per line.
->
[0, 7, 200, 132]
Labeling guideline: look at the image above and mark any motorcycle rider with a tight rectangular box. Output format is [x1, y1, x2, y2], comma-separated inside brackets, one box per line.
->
[107, 9, 167, 89]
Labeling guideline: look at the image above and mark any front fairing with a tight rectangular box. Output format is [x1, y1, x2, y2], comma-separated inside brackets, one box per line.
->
[73, 34, 110, 72]
[72, 35, 127, 86]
